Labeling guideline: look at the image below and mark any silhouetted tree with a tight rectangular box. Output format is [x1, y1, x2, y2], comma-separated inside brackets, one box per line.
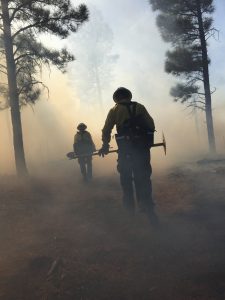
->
[69, 6, 118, 112]
[150, 0, 216, 153]
[0, 0, 88, 175]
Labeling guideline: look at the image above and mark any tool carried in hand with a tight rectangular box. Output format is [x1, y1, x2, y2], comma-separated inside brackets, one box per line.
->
[152, 132, 166, 155]
[67, 133, 166, 160]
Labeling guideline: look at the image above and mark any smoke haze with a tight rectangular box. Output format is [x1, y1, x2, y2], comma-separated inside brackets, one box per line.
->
[1, 3, 225, 299]
[0, 0, 225, 175]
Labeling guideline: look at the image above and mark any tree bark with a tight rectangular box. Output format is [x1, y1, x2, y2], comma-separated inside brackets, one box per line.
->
[1, 0, 28, 175]
[196, 0, 216, 154]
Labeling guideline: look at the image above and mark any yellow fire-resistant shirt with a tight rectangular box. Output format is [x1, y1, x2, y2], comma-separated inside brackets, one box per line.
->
[102, 100, 155, 144]
[74, 131, 96, 155]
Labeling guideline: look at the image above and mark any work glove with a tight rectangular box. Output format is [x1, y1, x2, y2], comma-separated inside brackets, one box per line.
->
[98, 144, 109, 157]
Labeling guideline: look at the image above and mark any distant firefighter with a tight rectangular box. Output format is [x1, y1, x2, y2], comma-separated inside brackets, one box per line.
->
[98, 87, 158, 225]
[74, 123, 96, 182]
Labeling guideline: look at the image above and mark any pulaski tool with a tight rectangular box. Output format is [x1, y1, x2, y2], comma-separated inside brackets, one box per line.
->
[66, 133, 167, 160]
[152, 132, 166, 155]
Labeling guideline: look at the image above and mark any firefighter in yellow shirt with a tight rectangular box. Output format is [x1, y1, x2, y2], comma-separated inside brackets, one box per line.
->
[74, 123, 96, 182]
[99, 87, 158, 225]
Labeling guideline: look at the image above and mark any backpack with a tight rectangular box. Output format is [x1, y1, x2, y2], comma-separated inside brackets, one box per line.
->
[73, 131, 95, 155]
[116, 102, 154, 149]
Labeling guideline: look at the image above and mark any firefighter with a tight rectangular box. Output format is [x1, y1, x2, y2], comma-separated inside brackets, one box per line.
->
[98, 87, 158, 225]
[74, 123, 96, 182]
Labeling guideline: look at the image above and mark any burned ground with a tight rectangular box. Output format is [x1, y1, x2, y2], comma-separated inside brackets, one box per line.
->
[0, 162, 225, 300]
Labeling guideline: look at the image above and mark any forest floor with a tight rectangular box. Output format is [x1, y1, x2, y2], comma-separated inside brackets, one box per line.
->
[0, 159, 225, 300]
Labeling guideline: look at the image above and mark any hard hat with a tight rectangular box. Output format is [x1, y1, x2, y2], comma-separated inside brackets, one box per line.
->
[113, 87, 132, 103]
[77, 123, 87, 131]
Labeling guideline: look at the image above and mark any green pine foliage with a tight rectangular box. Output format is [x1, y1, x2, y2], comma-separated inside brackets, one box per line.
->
[0, 0, 88, 108]
[149, 0, 214, 108]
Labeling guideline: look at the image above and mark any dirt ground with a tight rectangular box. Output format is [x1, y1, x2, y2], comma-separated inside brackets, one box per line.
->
[0, 161, 225, 300]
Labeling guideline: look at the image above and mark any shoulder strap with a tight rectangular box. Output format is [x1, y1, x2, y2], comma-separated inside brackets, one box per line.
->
[131, 102, 137, 119]
[120, 101, 137, 120]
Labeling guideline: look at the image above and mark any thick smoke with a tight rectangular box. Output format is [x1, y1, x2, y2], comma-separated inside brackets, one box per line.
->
[0, 0, 225, 175]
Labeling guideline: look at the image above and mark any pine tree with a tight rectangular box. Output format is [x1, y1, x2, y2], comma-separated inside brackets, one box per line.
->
[0, 0, 88, 175]
[69, 6, 118, 112]
[150, 0, 216, 153]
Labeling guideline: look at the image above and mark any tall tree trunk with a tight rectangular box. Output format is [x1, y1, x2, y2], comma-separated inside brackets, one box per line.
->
[197, 0, 216, 154]
[193, 100, 200, 141]
[1, 0, 28, 175]
[94, 65, 104, 114]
